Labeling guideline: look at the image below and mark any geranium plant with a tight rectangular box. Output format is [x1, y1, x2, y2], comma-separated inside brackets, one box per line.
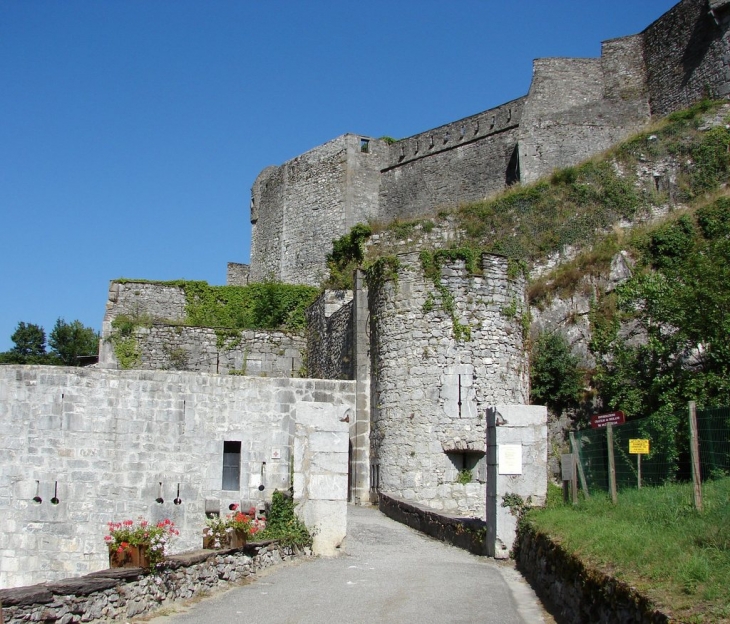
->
[105, 518, 179, 567]
[203, 505, 265, 548]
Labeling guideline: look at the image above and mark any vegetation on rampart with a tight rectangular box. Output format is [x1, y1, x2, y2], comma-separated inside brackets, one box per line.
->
[108, 281, 317, 368]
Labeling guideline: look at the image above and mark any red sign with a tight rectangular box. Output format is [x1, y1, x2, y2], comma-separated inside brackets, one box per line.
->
[590, 411, 626, 429]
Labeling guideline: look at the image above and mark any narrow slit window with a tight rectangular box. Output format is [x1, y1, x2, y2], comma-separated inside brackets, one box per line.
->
[222, 441, 241, 491]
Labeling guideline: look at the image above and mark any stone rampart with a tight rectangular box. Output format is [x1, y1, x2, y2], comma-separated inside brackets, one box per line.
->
[250, 134, 386, 285]
[379, 98, 525, 220]
[0, 366, 353, 588]
[643, 0, 730, 116]
[99, 281, 305, 376]
[368, 252, 528, 517]
[0, 542, 308, 624]
[226, 262, 250, 286]
[305, 290, 354, 380]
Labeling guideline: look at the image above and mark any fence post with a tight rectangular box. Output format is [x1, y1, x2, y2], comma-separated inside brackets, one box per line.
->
[607, 424, 617, 504]
[569, 432, 590, 499]
[689, 401, 703, 512]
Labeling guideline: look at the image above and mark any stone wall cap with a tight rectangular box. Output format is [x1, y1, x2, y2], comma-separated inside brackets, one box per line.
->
[46, 576, 121, 596]
[0, 585, 54, 607]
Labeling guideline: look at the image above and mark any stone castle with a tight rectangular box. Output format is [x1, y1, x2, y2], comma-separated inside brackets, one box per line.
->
[2, 0, 729, 589]
[247, 0, 730, 286]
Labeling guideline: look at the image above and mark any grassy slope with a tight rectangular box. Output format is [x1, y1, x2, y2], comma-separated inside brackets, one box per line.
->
[527, 480, 730, 622]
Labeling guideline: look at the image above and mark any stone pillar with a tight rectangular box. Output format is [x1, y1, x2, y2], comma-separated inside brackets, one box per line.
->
[351, 269, 371, 504]
[486, 405, 548, 558]
[293, 402, 350, 556]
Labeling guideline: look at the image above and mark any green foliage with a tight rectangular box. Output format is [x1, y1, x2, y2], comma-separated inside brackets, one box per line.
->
[456, 469, 473, 485]
[181, 281, 318, 332]
[325, 223, 373, 289]
[590, 197, 730, 422]
[256, 490, 312, 547]
[0, 321, 64, 365]
[525, 478, 730, 621]
[364, 255, 401, 288]
[419, 249, 479, 342]
[108, 314, 147, 369]
[530, 331, 583, 413]
[48, 318, 99, 365]
[379, 136, 398, 145]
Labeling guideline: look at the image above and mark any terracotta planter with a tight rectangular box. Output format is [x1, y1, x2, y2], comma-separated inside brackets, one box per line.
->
[109, 544, 151, 569]
[229, 529, 247, 549]
[203, 529, 247, 549]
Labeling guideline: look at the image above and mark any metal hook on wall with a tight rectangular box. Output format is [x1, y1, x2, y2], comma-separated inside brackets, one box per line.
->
[51, 481, 59, 505]
[173, 483, 182, 505]
[155, 482, 164, 504]
[33, 480, 42, 504]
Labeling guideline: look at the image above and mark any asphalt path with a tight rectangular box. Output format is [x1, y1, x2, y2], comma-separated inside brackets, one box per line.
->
[143, 505, 551, 624]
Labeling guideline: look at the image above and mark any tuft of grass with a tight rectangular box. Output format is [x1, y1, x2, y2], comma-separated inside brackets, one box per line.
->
[526, 477, 730, 622]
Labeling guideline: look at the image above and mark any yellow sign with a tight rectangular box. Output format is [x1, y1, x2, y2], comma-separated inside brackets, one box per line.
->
[629, 439, 650, 454]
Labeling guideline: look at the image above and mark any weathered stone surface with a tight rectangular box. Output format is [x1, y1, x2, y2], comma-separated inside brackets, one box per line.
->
[0, 367, 353, 589]
[0, 585, 54, 607]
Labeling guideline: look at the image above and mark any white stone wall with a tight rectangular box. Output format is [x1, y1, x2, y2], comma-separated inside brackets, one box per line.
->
[486, 405, 548, 558]
[0, 366, 354, 589]
[369, 252, 528, 518]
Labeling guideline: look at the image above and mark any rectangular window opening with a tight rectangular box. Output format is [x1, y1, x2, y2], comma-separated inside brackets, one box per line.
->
[446, 451, 486, 483]
[222, 441, 241, 491]
[360, 138, 370, 153]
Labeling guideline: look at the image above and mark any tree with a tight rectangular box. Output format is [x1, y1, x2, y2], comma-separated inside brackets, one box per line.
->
[48, 318, 99, 366]
[530, 331, 583, 414]
[0, 322, 55, 364]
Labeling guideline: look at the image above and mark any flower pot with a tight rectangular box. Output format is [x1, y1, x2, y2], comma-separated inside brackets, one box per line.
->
[229, 529, 247, 549]
[109, 544, 151, 569]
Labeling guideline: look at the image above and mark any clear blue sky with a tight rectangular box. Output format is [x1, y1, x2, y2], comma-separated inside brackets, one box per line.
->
[0, 0, 678, 351]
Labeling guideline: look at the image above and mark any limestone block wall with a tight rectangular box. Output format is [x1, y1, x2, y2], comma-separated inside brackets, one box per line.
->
[518, 54, 650, 184]
[249, 135, 386, 286]
[99, 281, 305, 377]
[226, 262, 250, 286]
[0, 366, 354, 588]
[379, 99, 525, 220]
[368, 252, 528, 517]
[130, 325, 305, 377]
[486, 405, 548, 559]
[305, 290, 354, 381]
[644, 0, 730, 116]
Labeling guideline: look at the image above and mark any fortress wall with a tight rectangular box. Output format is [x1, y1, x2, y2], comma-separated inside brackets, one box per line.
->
[379, 100, 525, 220]
[131, 325, 304, 376]
[519, 57, 650, 183]
[227, 262, 250, 286]
[0, 366, 354, 588]
[368, 252, 528, 517]
[250, 136, 386, 286]
[601, 35, 648, 101]
[305, 290, 354, 381]
[99, 281, 304, 376]
[643, 0, 730, 116]
[250, 165, 285, 283]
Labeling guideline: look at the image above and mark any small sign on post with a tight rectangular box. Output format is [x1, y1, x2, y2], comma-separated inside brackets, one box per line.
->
[629, 439, 650, 489]
[590, 411, 626, 429]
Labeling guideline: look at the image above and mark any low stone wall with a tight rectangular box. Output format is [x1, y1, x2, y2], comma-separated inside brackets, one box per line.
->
[378, 493, 487, 556]
[515, 525, 670, 624]
[0, 541, 308, 624]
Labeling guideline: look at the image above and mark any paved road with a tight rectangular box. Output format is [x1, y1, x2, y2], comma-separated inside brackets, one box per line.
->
[144, 505, 550, 624]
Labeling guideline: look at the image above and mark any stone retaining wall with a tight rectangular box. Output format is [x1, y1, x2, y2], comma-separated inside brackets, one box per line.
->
[0, 541, 308, 624]
[378, 493, 487, 555]
[515, 525, 670, 624]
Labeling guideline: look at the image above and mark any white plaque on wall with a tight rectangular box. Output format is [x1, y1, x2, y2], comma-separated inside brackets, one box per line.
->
[498, 444, 523, 475]
[271, 448, 281, 460]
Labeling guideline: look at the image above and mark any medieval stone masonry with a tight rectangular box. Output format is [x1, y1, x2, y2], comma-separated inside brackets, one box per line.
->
[249, 0, 730, 286]
[2, 0, 730, 592]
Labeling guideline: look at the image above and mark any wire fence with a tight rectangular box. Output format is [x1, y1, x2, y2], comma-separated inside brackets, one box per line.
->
[572, 404, 730, 496]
